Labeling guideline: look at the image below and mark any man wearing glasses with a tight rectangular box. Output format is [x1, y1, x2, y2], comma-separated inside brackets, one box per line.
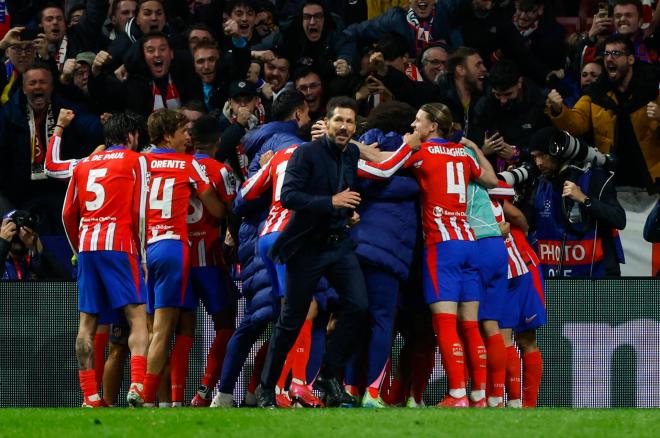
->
[546, 34, 660, 189]
[294, 67, 325, 121]
[0, 27, 38, 105]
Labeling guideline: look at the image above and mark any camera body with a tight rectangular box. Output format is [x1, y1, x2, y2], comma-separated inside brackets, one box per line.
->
[6, 210, 37, 232]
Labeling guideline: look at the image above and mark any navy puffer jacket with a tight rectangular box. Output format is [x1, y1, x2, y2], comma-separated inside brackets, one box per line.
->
[233, 121, 302, 322]
[351, 129, 420, 281]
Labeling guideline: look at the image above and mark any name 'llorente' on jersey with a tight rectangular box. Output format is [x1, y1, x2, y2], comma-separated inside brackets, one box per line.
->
[145, 149, 212, 245]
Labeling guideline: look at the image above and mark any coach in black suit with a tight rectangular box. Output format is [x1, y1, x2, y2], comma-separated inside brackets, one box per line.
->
[257, 96, 415, 407]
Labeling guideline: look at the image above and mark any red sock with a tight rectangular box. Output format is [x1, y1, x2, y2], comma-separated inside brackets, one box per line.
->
[291, 320, 312, 383]
[459, 321, 486, 393]
[93, 332, 109, 387]
[505, 346, 522, 400]
[247, 341, 269, 394]
[170, 335, 194, 402]
[130, 355, 147, 385]
[201, 329, 233, 388]
[486, 334, 506, 398]
[522, 350, 543, 407]
[431, 313, 465, 391]
[143, 373, 161, 404]
[276, 354, 293, 390]
[410, 341, 435, 403]
[79, 369, 99, 399]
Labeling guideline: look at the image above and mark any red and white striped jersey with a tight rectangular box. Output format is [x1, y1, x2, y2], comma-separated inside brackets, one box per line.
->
[45, 134, 78, 179]
[356, 142, 414, 179]
[62, 146, 148, 256]
[488, 182, 528, 278]
[240, 145, 298, 236]
[145, 149, 212, 245]
[404, 138, 481, 244]
[188, 154, 236, 267]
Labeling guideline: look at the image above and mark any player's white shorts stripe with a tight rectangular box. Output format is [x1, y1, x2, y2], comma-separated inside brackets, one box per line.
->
[105, 223, 116, 251]
[90, 223, 101, 251]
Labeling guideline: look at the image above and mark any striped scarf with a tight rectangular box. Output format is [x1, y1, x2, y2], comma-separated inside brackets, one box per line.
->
[152, 75, 181, 111]
[406, 8, 435, 55]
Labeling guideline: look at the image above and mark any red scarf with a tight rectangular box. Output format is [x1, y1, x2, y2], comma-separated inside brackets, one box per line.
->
[152, 75, 181, 111]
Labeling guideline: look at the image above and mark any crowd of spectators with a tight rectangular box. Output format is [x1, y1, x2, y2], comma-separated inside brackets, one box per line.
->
[0, 0, 658, 281]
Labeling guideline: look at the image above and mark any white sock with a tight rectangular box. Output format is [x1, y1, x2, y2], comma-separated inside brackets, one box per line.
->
[158, 402, 172, 408]
[449, 388, 467, 398]
[470, 390, 486, 401]
[171, 401, 182, 407]
[488, 396, 503, 407]
[508, 399, 522, 408]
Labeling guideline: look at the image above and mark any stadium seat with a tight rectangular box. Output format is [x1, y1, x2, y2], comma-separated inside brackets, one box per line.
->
[557, 16, 581, 35]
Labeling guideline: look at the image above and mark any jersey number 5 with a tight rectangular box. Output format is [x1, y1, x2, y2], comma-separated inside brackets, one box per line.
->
[85, 168, 108, 211]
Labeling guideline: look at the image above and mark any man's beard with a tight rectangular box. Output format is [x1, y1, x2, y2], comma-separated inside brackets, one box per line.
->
[296, 120, 313, 141]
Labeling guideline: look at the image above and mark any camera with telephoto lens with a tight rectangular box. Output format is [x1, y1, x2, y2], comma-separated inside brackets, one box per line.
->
[497, 162, 539, 186]
[5, 210, 38, 244]
[549, 130, 614, 170]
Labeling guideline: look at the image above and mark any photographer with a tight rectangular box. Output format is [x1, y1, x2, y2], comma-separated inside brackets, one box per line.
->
[528, 127, 626, 278]
[1, 210, 69, 281]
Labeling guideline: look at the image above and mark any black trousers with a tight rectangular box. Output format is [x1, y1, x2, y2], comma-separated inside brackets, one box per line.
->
[260, 237, 368, 390]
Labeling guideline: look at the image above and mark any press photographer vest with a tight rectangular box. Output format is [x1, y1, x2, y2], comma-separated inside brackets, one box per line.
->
[534, 170, 609, 277]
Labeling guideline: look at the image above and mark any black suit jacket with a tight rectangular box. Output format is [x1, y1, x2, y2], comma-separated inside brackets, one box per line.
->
[270, 136, 359, 263]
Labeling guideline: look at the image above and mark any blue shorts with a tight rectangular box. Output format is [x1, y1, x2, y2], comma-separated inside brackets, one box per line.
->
[147, 240, 195, 311]
[258, 232, 287, 299]
[422, 240, 481, 305]
[474, 237, 509, 322]
[98, 308, 121, 325]
[500, 271, 547, 332]
[77, 251, 146, 314]
[190, 266, 235, 315]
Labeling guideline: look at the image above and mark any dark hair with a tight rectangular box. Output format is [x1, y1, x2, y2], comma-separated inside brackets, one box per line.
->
[326, 96, 358, 119]
[378, 32, 409, 61]
[186, 23, 216, 41]
[38, 3, 64, 23]
[104, 112, 145, 146]
[193, 40, 220, 55]
[365, 101, 416, 135]
[138, 0, 164, 11]
[271, 89, 306, 121]
[489, 59, 521, 90]
[67, 5, 85, 23]
[603, 33, 635, 57]
[141, 31, 169, 47]
[447, 46, 479, 77]
[111, 0, 137, 18]
[612, 0, 643, 17]
[181, 100, 207, 114]
[226, 0, 258, 14]
[292, 65, 322, 83]
[192, 114, 221, 146]
[23, 61, 53, 80]
[148, 109, 187, 145]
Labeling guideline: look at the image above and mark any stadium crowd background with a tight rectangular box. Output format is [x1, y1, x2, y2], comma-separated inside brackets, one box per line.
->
[0, 0, 659, 409]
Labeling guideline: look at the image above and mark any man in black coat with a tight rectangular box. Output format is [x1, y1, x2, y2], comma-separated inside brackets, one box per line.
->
[256, 96, 419, 407]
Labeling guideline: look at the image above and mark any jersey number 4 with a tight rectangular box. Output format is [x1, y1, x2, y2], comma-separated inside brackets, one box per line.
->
[150, 177, 175, 218]
[446, 162, 466, 204]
